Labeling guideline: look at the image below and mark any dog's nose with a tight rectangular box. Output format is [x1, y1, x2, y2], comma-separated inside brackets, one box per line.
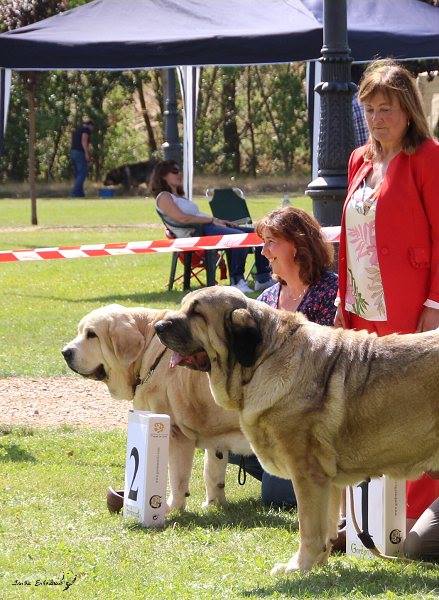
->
[155, 319, 172, 334]
[62, 348, 74, 362]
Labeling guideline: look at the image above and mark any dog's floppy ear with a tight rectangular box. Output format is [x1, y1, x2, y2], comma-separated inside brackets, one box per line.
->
[229, 308, 262, 367]
[109, 318, 144, 366]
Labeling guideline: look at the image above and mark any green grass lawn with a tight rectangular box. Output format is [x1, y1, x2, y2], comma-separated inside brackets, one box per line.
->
[0, 195, 311, 230]
[1, 426, 438, 600]
[0, 195, 309, 377]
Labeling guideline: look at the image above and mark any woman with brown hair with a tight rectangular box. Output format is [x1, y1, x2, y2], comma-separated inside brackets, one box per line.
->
[256, 206, 337, 321]
[229, 206, 338, 507]
[334, 58, 439, 559]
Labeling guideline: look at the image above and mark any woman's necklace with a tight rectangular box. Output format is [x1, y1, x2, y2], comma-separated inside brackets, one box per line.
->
[280, 281, 309, 312]
[287, 285, 309, 303]
[355, 179, 379, 216]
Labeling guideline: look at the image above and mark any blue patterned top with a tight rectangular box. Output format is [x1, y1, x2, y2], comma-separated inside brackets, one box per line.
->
[257, 269, 338, 326]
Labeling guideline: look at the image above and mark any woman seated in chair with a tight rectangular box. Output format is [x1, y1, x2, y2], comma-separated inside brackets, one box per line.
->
[150, 160, 273, 293]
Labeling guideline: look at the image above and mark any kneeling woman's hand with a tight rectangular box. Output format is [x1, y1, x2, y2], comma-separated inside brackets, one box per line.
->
[334, 304, 346, 328]
[416, 307, 439, 332]
[211, 217, 230, 227]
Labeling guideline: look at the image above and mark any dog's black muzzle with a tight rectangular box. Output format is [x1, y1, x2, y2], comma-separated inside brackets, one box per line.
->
[155, 317, 196, 354]
[62, 347, 74, 367]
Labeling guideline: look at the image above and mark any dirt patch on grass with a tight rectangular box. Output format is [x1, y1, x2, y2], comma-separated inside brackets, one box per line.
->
[0, 376, 130, 430]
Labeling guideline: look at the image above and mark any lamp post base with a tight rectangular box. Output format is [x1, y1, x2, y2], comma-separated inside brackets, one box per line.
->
[306, 174, 347, 226]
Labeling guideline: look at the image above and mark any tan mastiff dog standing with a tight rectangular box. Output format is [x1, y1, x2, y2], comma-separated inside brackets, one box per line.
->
[62, 304, 251, 511]
[154, 286, 439, 575]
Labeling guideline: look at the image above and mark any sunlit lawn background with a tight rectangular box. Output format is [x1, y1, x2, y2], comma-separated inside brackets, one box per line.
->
[1, 195, 438, 599]
[0, 195, 309, 377]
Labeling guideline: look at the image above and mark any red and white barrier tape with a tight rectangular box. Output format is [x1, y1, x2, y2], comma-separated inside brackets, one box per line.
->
[0, 227, 341, 264]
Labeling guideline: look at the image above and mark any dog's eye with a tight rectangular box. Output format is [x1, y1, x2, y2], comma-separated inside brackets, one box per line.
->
[86, 330, 97, 339]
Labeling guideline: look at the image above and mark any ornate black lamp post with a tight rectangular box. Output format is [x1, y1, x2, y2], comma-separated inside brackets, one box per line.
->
[306, 0, 356, 226]
[162, 68, 182, 163]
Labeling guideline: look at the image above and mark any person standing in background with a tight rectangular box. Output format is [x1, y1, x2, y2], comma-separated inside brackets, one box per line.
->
[70, 119, 94, 198]
[352, 93, 369, 147]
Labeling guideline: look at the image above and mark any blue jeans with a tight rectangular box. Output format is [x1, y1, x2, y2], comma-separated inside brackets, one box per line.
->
[202, 222, 270, 284]
[228, 453, 297, 508]
[70, 149, 88, 197]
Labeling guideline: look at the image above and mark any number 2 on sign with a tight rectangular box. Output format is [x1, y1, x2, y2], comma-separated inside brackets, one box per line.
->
[128, 446, 139, 501]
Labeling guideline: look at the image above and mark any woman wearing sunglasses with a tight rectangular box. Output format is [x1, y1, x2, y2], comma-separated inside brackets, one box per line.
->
[150, 160, 273, 293]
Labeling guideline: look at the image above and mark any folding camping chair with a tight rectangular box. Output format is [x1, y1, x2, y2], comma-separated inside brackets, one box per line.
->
[205, 187, 257, 283]
[157, 211, 227, 291]
[206, 187, 252, 225]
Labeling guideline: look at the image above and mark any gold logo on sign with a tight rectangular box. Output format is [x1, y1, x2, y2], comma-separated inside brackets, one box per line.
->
[153, 422, 165, 434]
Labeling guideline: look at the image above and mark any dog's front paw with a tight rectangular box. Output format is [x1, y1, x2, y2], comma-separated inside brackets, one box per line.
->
[201, 496, 226, 509]
[270, 553, 302, 576]
[166, 497, 186, 513]
[271, 562, 294, 576]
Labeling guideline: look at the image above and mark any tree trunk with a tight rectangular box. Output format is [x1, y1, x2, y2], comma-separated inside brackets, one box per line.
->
[135, 74, 157, 153]
[222, 68, 240, 174]
[153, 71, 164, 120]
[246, 67, 257, 177]
[199, 67, 218, 119]
[26, 73, 38, 226]
[46, 123, 65, 181]
[255, 66, 292, 174]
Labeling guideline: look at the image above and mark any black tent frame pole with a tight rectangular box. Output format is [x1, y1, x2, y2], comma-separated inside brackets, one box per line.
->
[306, 0, 356, 227]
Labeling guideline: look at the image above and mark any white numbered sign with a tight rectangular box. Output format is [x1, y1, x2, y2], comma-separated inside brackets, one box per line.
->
[123, 410, 170, 527]
[346, 476, 406, 558]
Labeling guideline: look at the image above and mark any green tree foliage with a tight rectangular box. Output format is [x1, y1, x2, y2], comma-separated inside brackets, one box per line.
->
[1, 63, 310, 183]
[0, 2, 436, 187]
[0, 1, 310, 183]
[0, 1, 310, 184]
[102, 80, 157, 174]
[196, 64, 309, 176]
[0, 0, 68, 30]
[0, 0, 70, 222]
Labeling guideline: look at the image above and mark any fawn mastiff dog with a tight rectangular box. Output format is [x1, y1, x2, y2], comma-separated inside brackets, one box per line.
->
[154, 286, 439, 575]
[62, 304, 251, 511]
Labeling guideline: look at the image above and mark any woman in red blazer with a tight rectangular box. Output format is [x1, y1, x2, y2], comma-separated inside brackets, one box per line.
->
[335, 59, 439, 559]
[338, 139, 439, 334]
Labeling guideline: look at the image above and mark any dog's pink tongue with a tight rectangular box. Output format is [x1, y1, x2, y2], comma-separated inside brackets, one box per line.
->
[170, 351, 184, 368]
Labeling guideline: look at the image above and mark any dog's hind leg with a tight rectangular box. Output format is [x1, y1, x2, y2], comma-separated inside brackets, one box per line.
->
[271, 473, 332, 575]
[326, 484, 342, 557]
[202, 448, 228, 507]
[167, 428, 196, 512]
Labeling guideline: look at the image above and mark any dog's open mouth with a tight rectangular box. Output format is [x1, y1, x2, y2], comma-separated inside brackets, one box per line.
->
[169, 350, 211, 372]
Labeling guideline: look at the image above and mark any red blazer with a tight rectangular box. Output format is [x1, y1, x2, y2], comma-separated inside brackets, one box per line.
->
[338, 138, 439, 333]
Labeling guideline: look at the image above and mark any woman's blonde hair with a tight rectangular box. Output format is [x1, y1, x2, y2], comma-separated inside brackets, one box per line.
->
[358, 59, 431, 160]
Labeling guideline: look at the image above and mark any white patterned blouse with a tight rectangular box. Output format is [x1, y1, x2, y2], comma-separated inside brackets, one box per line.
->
[345, 181, 387, 321]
